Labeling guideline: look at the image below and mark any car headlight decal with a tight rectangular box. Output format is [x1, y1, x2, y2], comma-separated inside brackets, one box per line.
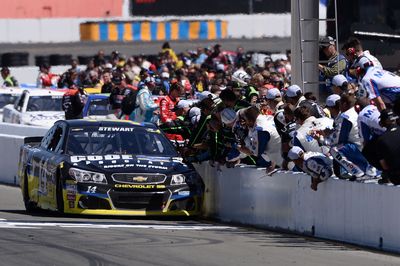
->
[170, 174, 185, 185]
[69, 168, 107, 184]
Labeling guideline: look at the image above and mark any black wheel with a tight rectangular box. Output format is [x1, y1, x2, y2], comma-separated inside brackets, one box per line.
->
[56, 172, 64, 213]
[23, 171, 38, 213]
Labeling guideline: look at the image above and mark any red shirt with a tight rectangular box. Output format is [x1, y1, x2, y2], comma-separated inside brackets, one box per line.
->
[39, 73, 58, 87]
[159, 95, 179, 123]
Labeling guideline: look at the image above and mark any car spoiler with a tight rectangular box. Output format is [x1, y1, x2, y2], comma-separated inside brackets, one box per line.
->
[24, 136, 43, 145]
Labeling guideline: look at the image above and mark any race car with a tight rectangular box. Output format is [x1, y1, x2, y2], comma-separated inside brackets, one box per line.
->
[0, 87, 23, 121]
[82, 94, 111, 120]
[2, 89, 65, 127]
[18, 120, 204, 216]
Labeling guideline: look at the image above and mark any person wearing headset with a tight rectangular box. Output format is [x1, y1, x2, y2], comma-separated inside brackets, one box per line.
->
[341, 37, 382, 72]
[355, 56, 400, 111]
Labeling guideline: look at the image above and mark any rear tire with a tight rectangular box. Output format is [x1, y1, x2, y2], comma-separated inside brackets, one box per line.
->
[23, 171, 38, 213]
[56, 172, 64, 213]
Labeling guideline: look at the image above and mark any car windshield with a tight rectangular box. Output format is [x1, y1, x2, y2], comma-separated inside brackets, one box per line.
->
[65, 126, 178, 157]
[87, 98, 111, 116]
[27, 95, 63, 112]
[0, 94, 19, 108]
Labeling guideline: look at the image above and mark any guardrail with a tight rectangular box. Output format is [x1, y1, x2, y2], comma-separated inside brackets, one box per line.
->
[0, 122, 48, 185]
[80, 20, 228, 42]
[194, 163, 400, 253]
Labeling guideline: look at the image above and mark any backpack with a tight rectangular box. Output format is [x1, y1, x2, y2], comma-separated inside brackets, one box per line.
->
[121, 90, 139, 115]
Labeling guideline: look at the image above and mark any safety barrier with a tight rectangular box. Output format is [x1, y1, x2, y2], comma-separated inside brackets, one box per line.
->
[0, 123, 48, 185]
[194, 163, 400, 253]
[80, 20, 228, 42]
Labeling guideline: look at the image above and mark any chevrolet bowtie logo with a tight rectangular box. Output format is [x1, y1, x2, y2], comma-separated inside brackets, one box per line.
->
[132, 176, 148, 182]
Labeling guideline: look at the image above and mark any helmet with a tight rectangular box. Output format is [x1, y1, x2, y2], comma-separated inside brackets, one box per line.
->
[232, 70, 251, 86]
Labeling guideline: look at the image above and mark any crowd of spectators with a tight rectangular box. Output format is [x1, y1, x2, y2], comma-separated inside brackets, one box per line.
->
[3, 38, 400, 191]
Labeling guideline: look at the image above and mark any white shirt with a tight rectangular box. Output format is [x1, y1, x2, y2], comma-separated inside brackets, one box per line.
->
[363, 50, 382, 70]
[361, 67, 400, 104]
[329, 107, 362, 148]
[302, 152, 333, 181]
[357, 104, 386, 143]
[245, 115, 282, 166]
[292, 116, 329, 153]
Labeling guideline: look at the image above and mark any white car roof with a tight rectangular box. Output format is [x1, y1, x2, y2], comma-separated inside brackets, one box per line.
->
[24, 89, 65, 97]
[0, 87, 24, 94]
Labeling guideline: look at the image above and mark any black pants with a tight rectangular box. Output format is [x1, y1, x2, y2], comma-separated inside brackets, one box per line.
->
[362, 138, 382, 170]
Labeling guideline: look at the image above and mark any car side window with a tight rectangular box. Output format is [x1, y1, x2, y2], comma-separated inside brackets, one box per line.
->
[47, 127, 64, 153]
[15, 92, 26, 112]
[40, 125, 57, 150]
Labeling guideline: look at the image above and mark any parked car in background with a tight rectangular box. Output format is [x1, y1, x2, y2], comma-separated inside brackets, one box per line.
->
[2, 89, 65, 128]
[0, 87, 23, 121]
[82, 94, 111, 120]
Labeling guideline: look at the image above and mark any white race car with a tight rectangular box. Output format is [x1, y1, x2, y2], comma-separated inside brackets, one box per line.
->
[2, 89, 65, 128]
[0, 87, 23, 121]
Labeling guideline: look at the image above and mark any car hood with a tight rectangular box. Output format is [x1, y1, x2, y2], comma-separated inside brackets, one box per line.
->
[22, 111, 65, 127]
[67, 154, 191, 175]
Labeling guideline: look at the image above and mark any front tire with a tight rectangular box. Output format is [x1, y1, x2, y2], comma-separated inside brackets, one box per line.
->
[23, 171, 38, 213]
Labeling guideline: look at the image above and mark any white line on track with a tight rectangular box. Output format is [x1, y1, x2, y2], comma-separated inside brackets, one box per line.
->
[0, 219, 235, 230]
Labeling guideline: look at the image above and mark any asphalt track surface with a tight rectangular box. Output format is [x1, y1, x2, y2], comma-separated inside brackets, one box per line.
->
[0, 38, 291, 66]
[0, 184, 399, 266]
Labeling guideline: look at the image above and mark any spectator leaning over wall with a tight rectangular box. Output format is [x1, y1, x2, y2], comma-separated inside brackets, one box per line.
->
[241, 106, 282, 172]
[288, 146, 333, 191]
[354, 56, 400, 112]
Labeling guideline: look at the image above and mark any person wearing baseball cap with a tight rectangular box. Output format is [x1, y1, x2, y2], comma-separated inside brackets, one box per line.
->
[265, 88, 284, 113]
[318, 36, 348, 99]
[318, 36, 347, 79]
[325, 94, 341, 119]
[285, 84, 326, 119]
[263, 88, 286, 137]
[288, 146, 333, 191]
[285, 84, 304, 107]
[331, 74, 349, 95]
[219, 108, 242, 164]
